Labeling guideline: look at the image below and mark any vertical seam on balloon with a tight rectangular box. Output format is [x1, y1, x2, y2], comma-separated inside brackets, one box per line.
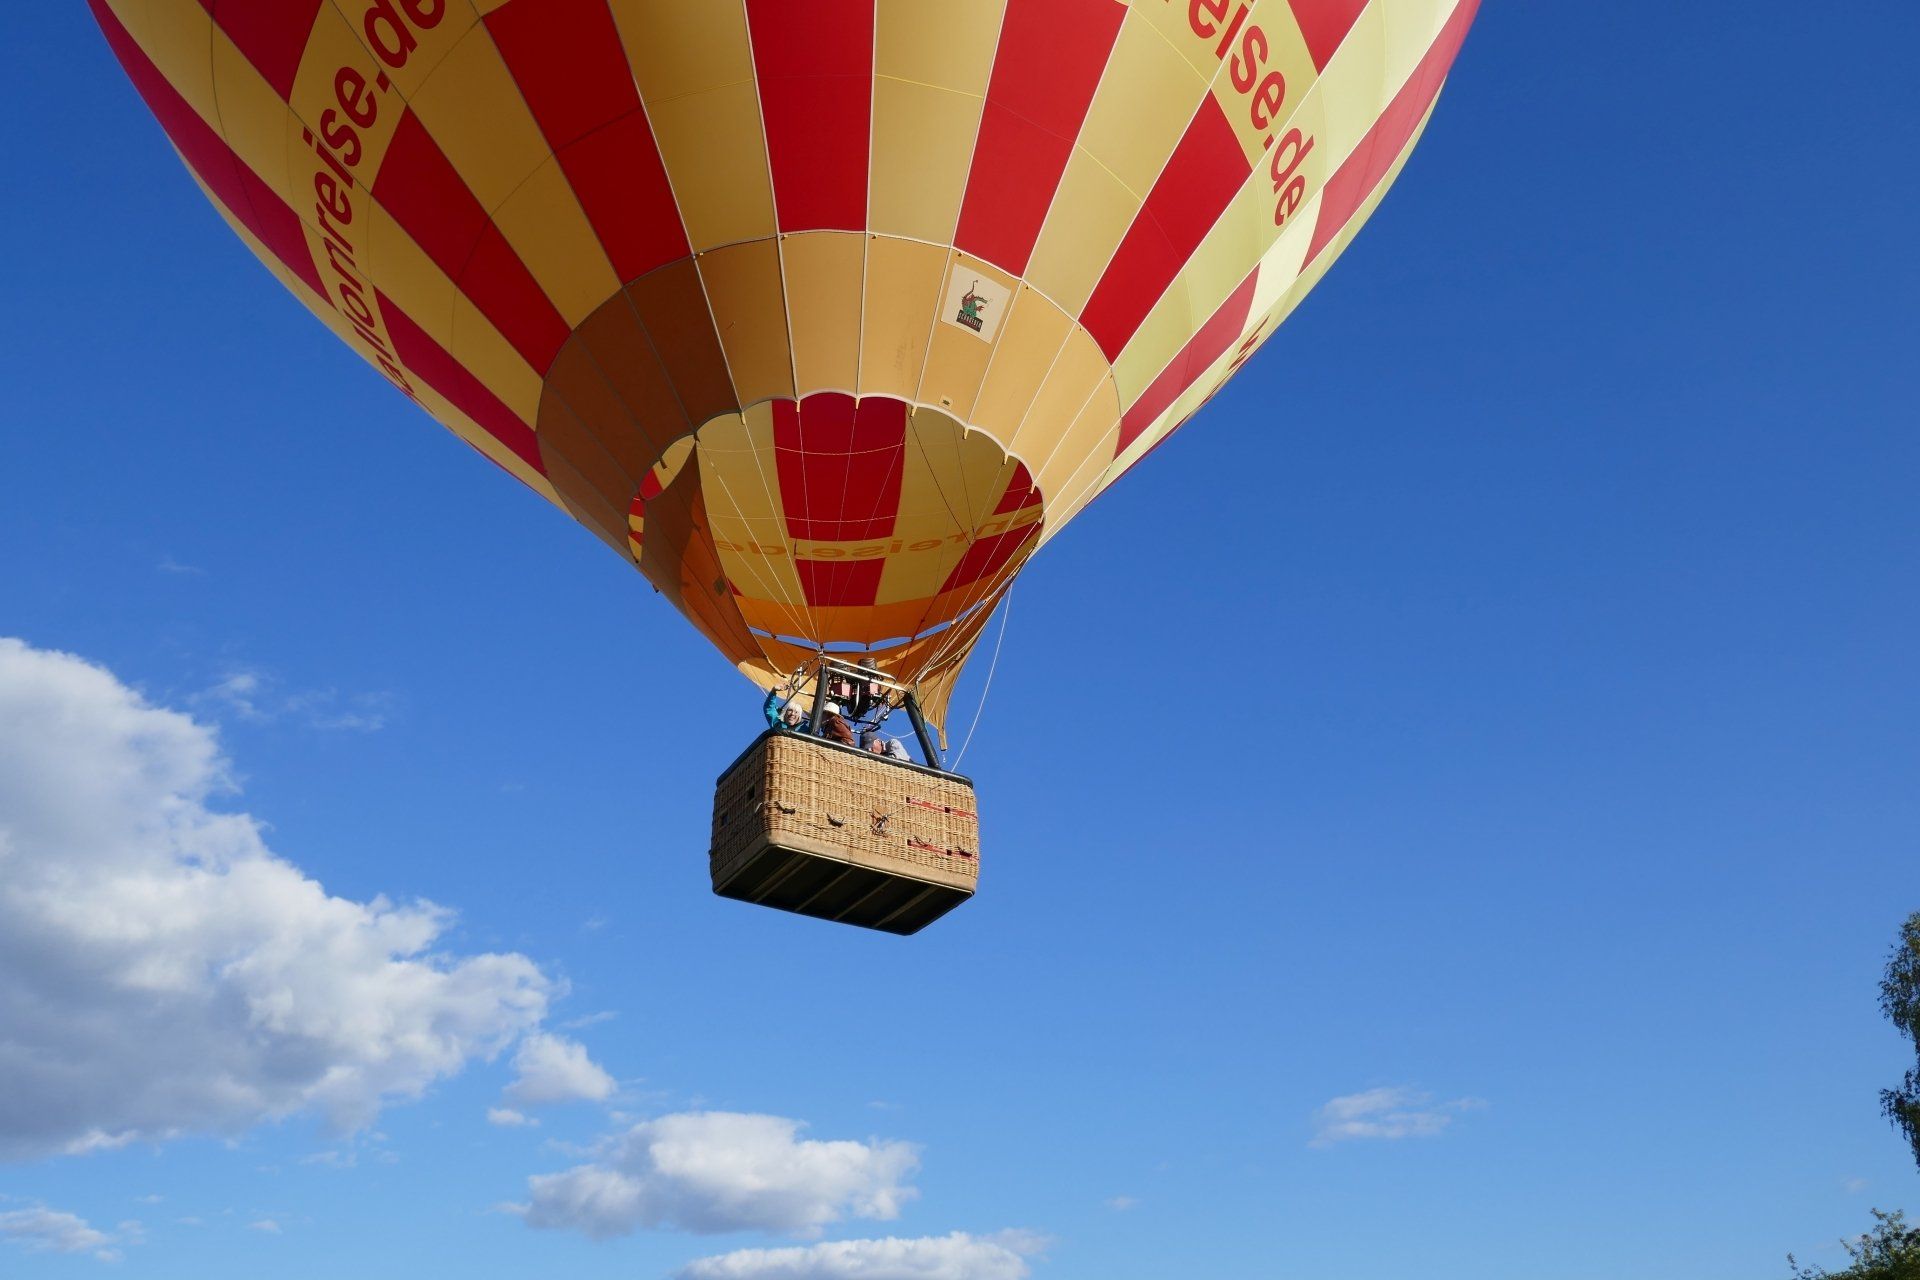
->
[632, 0, 812, 648]
[927, 369, 1108, 668]
[485, 1, 629, 296]
[896, 305, 1077, 670]
[737, 0, 827, 642]
[1007, 3, 1142, 290]
[944, 0, 1016, 251]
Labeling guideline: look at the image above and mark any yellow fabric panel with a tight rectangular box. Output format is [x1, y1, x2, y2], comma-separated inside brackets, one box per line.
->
[699, 239, 797, 407]
[609, 0, 751, 103]
[918, 256, 1018, 422]
[112, 0, 218, 125]
[1042, 448, 1119, 543]
[890, 411, 972, 549]
[780, 232, 865, 394]
[1300, 0, 1392, 165]
[969, 291, 1073, 450]
[696, 406, 785, 526]
[450, 294, 544, 423]
[1007, 324, 1109, 474]
[361, 200, 456, 341]
[648, 84, 776, 251]
[332, 0, 480, 99]
[489, 155, 622, 327]
[289, 5, 411, 180]
[1027, 371, 1119, 510]
[1024, 153, 1141, 316]
[1208, 0, 1320, 165]
[611, 0, 773, 251]
[404, 24, 550, 211]
[1380, 0, 1459, 102]
[868, 78, 984, 245]
[1074, 14, 1210, 197]
[208, 36, 296, 202]
[858, 238, 947, 399]
[874, 0, 1006, 93]
[1126, 0, 1226, 78]
[698, 411, 812, 638]
[869, 0, 1005, 242]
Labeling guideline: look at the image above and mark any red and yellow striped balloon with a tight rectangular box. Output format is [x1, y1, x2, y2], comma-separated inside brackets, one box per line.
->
[93, 0, 1478, 728]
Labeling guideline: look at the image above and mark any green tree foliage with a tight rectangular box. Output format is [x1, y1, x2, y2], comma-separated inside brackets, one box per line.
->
[1787, 1209, 1920, 1279]
[1884, 913, 1920, 1170]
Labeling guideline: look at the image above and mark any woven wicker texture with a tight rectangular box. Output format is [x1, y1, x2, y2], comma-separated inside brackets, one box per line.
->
[711, 733, 980, 888]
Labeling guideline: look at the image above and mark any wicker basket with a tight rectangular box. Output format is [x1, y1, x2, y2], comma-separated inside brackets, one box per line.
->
[710, 731, 981, 935]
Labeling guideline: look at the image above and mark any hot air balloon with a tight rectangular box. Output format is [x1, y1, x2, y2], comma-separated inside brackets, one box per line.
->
[92, 0, 1479, 932]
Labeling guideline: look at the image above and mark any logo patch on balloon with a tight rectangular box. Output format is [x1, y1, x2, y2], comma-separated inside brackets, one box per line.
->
[941, 271, 1009, 343]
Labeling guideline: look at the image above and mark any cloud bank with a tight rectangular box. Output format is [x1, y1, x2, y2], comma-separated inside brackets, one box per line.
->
[1309, 1086, 1486, 1147]
[0, 1204, 122, 1261]
[675, 1231, 1046, 1280]
[0, 638, 553, 1159]
[505, 1033, 616, 1106]
[521, 1112, 920, 1239]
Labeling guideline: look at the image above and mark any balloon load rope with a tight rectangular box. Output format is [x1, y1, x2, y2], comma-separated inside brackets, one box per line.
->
[952, 587, 1012, 770]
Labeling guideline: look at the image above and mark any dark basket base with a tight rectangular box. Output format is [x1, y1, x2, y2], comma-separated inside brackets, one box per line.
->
[712, 835, 974, 936]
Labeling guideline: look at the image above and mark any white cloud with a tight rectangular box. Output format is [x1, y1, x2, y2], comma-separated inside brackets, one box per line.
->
[488, 1108, 538, 1128]
[0, 1205, 119, 1260]
[0, 637, 554, 1159]
[1103, 1196, 1138, 1212]
[249, 1218, 282, 1234]
[675, 1231, 1046, 1280]
[519, 1112, 919, 1239]
[505, 1034, 616, 1106]
[195, 667, 392, 732]
[1309, 1087, 1486, 1148]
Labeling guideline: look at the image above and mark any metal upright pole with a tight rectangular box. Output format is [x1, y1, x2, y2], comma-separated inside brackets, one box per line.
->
[808, 658, 828, 735]
[902, 691, 941, 769]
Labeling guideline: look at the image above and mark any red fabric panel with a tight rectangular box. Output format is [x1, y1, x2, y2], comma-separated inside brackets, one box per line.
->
[1115, 267, 1258, 453]
[953, 0, 1125, 274]
[1079, 104, 1248, 360]
[485, 0, 635, 148]
[1287, 0, 1371, 72]
[374, 111, 570, 372]
[940, 524, 1038, 593]
[796, 556, 886, 608]
[1306, 0, 1478, 265]
[993, 462, 1042, 514]
[746, 0, 873, 232]
[488, 0, 688, 280]
[555, 113, 689, 281]
[774, 396, 908, 542]
[206, 0, 324, 100]
[92, 0, 326, 297]
[379, 290, 545, 474]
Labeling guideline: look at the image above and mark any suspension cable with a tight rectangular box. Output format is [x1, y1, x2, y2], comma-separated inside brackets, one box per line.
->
[952, 587, 1013, 770]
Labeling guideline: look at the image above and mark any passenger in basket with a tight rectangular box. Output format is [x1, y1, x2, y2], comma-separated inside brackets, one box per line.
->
[883, 736, 912, 762]
[862, 732, 887, 754]
[762, 687, 805, 732]
[819, 702, 858, 748]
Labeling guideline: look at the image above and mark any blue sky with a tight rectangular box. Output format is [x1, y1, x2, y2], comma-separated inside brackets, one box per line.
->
[4, 2, 1919, 1277]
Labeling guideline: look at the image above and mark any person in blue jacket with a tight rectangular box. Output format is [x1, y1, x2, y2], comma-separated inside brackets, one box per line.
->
[763, 687, 804, 732]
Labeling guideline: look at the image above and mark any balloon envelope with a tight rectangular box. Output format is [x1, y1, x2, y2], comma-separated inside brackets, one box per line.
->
[93, 0, 1477, 725]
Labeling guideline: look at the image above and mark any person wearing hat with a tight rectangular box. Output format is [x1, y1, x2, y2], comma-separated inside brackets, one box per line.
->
[819, 701, 857, 748]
